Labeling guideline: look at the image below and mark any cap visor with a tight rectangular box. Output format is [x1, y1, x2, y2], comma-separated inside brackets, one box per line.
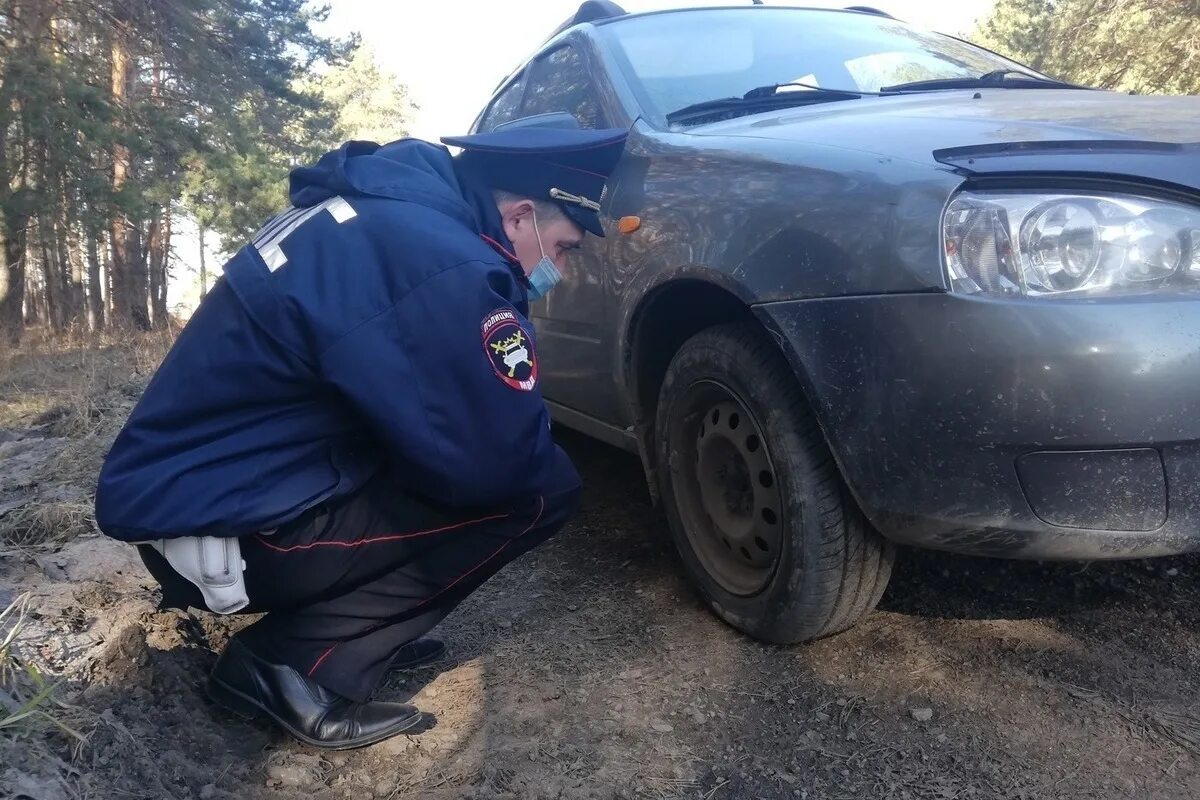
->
[564, 205, 605, 237]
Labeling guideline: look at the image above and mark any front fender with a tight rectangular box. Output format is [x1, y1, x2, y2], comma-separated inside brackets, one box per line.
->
[613, 265, 756, 409]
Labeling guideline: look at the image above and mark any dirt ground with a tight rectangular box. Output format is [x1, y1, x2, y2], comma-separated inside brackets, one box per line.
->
[2, 339, 1199, 800]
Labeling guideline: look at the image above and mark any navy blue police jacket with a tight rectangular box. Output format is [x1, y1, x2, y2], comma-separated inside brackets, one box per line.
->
[95, 139, 576, 542]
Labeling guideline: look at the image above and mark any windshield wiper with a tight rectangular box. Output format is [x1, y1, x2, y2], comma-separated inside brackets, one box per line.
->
[667, 84, 862, 126]
[742, 81, 865, 99]
[879, 69, 1086, 94]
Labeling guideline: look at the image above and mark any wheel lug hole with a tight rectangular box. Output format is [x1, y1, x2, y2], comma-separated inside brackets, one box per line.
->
[759, 470, 774, 489]
[762, 508, 777, 525]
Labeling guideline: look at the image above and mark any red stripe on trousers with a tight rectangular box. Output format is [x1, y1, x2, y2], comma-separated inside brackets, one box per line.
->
[308, 497, 546, 679]
[255, 513, 510, 553]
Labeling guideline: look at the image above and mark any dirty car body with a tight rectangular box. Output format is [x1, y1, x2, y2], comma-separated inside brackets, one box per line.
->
[471, 4, 1200, 567]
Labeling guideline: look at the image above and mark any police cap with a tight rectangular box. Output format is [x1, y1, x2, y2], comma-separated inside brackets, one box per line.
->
[442, 115, 628, 236]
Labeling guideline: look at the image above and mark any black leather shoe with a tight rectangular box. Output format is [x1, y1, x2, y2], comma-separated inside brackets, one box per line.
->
[389, 638, 446, 671]
[207, 637, 424, 750]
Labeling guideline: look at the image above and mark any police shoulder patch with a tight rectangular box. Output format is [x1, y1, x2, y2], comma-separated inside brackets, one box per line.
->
[481, 308, 538, 391]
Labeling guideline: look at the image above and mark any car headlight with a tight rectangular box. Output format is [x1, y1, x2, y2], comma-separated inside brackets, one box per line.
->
[943, 190, 1200, 297]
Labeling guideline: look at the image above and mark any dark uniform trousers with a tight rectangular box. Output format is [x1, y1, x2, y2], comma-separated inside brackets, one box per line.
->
[140, 458, 580, 702]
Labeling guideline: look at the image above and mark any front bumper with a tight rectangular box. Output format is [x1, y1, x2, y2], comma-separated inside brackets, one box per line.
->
[755, 292, 1200, 560]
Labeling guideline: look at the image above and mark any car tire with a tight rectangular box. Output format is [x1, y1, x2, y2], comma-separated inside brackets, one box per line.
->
[655, 322, 894, 643]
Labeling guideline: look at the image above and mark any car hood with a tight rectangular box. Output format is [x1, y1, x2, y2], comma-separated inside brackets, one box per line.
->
[692, 89, 1200, 161]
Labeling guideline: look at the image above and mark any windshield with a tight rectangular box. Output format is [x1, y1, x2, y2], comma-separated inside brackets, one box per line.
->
[599, 8, 1041, 124]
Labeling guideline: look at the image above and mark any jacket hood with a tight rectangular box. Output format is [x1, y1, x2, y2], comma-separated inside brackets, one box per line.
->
[289, 139, 478, 229]
[289, 138, 518, 258]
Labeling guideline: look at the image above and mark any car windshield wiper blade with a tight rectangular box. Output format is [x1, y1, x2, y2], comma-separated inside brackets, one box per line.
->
[667, 86, 861, 125]
[879, 69, 1086, 94]
[742, 81, 865, 99]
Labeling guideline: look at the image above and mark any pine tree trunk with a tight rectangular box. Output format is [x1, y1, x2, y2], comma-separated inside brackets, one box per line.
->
[66, 220, 85, 326]
[0, 111, 19, 345]
[104, 243, 113, 321]
[26, 276, 41, 327]
[129, 219, 148, 329]
[109, 17, 135, 329]
[86, 228, 103, 331]
[157, 212, 171, 322]
[0, 217, 25, 346]
[1, 0, 39, 344]
[38, 220, 61, 331]
[198, 224, 207, 298]
[145, 61, 169, 328]
[49, 216, 74, 330]
[60, 177, 84, 327]
[26, 235, 44, 326]
[147, 209, 168, 328]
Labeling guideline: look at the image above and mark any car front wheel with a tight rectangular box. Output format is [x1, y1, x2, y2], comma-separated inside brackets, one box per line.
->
[655, 322, 894, 643]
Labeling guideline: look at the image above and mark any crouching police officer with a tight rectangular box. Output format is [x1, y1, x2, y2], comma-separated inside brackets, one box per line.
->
[93, 119, 628, 750]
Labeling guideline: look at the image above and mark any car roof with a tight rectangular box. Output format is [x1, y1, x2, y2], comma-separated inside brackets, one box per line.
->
[491, 3, 905, 107]
[545, 2, 896, 42]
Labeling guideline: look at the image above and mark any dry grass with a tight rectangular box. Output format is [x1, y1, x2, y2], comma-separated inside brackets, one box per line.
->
[1149, 708, 1200, 755]
[0, 501, 97, 548]
[0, 326, 174, 434]
[0, 593, 86, 744]
[0, 327, 176, 550]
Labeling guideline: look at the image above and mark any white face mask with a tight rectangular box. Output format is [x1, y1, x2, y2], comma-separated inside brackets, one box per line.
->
[527, 208, 563, 302]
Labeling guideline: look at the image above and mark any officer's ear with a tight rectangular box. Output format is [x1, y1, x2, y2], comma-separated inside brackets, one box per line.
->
[500, 198, 536, 242]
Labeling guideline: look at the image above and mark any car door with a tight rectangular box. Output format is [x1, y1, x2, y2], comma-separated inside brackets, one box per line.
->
[482, 42, 624, 425]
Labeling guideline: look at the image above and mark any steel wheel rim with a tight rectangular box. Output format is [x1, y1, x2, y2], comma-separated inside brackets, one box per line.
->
[670, 380, 783, 596]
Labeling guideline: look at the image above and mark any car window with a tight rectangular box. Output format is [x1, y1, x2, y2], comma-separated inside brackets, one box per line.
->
[519, 45, 609, 129]
[479, 73, 527, 132]
[600, 9, 1040, 120]
[844, 51, 963, 89]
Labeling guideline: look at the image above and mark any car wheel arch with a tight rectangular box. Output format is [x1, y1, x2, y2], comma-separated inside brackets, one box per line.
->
[619, 272, 831, 503]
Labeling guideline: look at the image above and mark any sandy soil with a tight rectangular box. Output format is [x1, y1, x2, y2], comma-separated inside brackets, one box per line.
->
[1, 345, 1198, 800]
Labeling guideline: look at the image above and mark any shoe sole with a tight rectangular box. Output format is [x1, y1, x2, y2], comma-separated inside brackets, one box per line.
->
[206, 676, 424, 751]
